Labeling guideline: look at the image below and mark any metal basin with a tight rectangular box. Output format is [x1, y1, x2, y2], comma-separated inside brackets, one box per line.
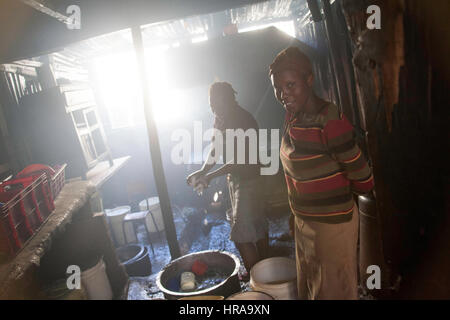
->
[156, 250, 241, 300]
[116, 244, 152, 277]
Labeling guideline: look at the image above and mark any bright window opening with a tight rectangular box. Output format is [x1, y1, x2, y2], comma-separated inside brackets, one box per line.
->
[191, 35, 208, 43]
[238, 20, 295, 37]
[93, 45, 187, 129]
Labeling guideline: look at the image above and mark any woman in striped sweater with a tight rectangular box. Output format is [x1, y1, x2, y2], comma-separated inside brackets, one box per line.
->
[269, 47, 374, 299]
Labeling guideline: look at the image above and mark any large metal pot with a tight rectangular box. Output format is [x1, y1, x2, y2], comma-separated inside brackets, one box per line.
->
[156, 250, 241, 300]
[359, 195, 391, 297]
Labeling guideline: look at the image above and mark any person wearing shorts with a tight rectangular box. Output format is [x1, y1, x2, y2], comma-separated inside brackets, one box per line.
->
[187, 81, 269, 279]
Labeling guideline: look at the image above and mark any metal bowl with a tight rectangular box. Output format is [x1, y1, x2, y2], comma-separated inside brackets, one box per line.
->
[156, 250, 241, 300]
[116, 244, 151, 277]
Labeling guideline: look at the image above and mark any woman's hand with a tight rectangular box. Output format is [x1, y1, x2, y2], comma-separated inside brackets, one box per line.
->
[193, 175, 210, 196]
[195, 175, 210, 188]
[186, 170, 205, 186]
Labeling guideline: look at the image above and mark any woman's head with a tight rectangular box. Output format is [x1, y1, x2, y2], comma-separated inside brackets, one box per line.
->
[209, 81, 237, 118]
[269, 47, 314, 114]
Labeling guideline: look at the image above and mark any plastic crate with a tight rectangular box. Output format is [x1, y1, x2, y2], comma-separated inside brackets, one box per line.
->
[15, 163, 66, 201]
[0, 174, 55, 260]
[50, 164, 67, 200]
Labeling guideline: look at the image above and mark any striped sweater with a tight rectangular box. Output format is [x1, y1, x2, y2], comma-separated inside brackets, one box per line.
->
[280, 103, 374, 223]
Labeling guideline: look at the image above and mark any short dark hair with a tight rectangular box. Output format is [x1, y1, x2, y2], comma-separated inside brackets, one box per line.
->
[209, 81, 237, 101]
[269, 47, 313, 78]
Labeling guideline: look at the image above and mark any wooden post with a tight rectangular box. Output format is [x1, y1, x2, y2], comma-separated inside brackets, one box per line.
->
[131, 25, 181, 260]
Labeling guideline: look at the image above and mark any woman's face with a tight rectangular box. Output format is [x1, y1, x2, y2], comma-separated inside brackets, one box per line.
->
[271, 69, 313, 114]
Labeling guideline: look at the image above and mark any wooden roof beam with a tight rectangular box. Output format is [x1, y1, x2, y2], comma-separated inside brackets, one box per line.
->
[20, 0, 71, 25]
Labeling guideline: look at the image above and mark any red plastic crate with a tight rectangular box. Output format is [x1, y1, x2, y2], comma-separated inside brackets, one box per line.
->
[0, 174, 55, 260]
[50, 164, 67, 200]
[15, 163, 66, 200]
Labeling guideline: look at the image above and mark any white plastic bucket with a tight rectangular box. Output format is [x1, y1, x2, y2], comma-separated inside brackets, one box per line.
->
[179, 295, 224, 300]
[249, 257, 297, 300]
[105, 206, 136, 245]
[139, 197, 165, 233]
[81, 258, 113, 300]
[226, 291, 274, 300]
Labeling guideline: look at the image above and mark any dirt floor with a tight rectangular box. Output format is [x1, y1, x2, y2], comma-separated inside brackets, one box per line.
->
[120, 205, 375, 300]
[124, 206, 294, 300]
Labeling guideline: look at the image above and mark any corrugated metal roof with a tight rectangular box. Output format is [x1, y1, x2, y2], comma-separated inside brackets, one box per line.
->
[56, 0, 311, 62]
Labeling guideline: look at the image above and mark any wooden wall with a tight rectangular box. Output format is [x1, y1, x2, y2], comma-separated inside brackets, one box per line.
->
[341, 0, 449, 298]
[0, 61, 42, 179]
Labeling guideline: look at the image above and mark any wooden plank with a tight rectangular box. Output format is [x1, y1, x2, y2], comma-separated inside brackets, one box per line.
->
[65, 102, 96, 114]
[132, 25, 181, 260]
[0, 64, 38, 77]
[16, 74, 23, 99]
[84, 156, 131, 189]
[11, 59, 42, 68]
[0, 180, 96, 298]
[5, 73, 19, 105]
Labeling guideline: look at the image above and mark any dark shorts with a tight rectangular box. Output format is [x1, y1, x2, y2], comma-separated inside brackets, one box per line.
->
[227, 174, 268, 243]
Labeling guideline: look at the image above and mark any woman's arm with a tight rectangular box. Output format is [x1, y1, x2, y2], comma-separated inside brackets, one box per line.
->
[324, 114, 375, 194]
[204, 160, 235, 183]
[186, 142, 217, 186]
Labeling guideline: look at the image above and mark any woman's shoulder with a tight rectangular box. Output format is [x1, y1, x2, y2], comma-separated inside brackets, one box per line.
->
[237, 105, 259, 129]
[321, 102, 355, 135]
[319, 101, 341, 120]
